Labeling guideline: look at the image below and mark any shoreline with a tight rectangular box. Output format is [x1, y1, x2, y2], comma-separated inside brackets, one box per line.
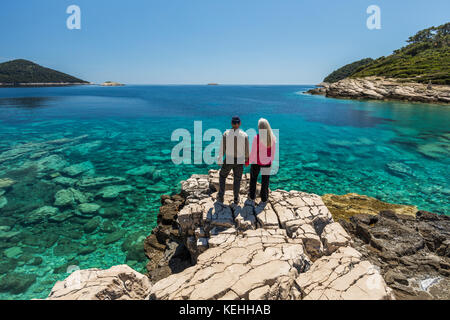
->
[305, 77, 450, 105]
[0, 83, 92, 88]
[46, 170, 450, 300]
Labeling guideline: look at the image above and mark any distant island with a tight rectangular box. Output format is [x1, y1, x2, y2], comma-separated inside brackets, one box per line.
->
[307, 22, 450, 104]
[207, 83, 219, 86]
[101, 81, 125, 87]
[0, 59, 89, 88]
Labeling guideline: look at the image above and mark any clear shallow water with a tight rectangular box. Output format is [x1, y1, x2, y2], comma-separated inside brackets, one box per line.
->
[0, 85, 449, 299]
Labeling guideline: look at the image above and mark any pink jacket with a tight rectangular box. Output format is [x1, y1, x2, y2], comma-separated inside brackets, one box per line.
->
[247, 134, 276, 166]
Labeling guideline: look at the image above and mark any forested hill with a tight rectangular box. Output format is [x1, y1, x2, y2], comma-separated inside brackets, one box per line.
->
[323, 22, 450, 85]
[324, 58, 373, 83]
[0, 59, 88, 85]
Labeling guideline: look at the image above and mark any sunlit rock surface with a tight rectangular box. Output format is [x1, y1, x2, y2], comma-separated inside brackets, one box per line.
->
[47, 265, 151, 300]
[149, 170, 394, 300]
[307, 77, 450, 104]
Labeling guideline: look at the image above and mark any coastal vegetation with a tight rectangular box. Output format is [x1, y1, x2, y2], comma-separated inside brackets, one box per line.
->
[324, 58, 373, 83]
[0, 59, 88, 85]
[323, 22, 450, 85]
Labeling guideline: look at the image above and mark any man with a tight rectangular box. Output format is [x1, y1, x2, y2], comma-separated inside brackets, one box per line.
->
[217, 116, 249, 205]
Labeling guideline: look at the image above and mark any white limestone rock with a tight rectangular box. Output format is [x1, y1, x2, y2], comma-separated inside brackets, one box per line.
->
[150, 229, 310, 300]
[294, 247, 395, 300]
[321, 222, 352, 254]
[47, 265, 152, 300]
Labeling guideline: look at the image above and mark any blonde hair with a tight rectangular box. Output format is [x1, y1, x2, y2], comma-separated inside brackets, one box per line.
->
[258, 118, 275, 147]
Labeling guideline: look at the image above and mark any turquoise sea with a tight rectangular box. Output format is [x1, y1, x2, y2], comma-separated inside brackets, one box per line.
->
[0, 85, 449, 299]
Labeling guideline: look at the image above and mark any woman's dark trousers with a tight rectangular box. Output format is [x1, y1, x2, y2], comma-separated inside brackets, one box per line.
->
[249, 164, 271, 202]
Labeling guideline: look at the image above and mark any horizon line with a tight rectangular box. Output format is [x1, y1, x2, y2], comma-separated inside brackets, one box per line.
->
[90, 83, 318, 86]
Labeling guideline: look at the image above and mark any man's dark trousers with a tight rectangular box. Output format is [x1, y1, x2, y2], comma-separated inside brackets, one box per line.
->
[217, 163, 244, 203]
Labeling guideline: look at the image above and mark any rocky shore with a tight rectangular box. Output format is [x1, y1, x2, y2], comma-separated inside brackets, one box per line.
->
[306, 77, 450, 104]
[46, 170, 449, 300]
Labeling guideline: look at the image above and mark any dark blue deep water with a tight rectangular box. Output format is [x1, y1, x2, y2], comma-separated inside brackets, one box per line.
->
[0, 85, 449, 299]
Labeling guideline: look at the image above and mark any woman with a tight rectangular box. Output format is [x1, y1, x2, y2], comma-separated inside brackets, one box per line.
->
[247, 118, 276, 204]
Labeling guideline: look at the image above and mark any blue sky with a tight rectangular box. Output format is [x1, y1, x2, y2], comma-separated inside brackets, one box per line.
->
[1, 0, 448, 84]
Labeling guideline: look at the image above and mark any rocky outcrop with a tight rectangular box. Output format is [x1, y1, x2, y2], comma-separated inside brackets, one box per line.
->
[296, 246, 392, 300]
[306, 77, 450, 104]
[148, 170, 394, 300]
[339, 210, 450, 300]
[143, 193, 193, 283]
[150, 228, 310, 300]
[46, 170, 449, 300]
[47, 265, 151, 300]
[323, 192, 450, 299]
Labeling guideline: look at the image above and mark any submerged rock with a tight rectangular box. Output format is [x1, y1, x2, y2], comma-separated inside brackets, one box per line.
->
[49, 211, 74, 223]
[417, 142, 449, 159]
[104, 230, 126, 245]
[126, 165, 155, 177]
[0, 196, 7, 209]
[27, 206, 60, 224]
[146, 183, 169, 193]
[4, 246, 23, 259]
[71, 140, 102, 155]
[0, 178, 15, 190]
[52, 176, 77, 187]
[77, 176, 126, 189]
[100, 220, 116, 233]
[78, 203, 101, 215]
[0, 136, 85, 165]
[96, 185, 133, 200]
[0, 272, 37, 295]
[386, 161, 415, 177]
[62, 161, 95, 177]
[327, 139, 354, 148]
[83, 217, 102, 233]
[35, 155, 68, 172]
[54, 188, 89, 207]
[122, 232, 147, 262]
[0, 230, 20, 240]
